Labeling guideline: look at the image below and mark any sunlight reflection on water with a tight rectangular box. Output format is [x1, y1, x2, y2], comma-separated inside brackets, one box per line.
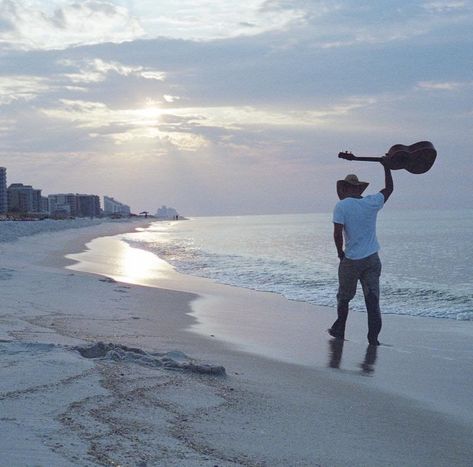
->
[66, 236, 173, 286]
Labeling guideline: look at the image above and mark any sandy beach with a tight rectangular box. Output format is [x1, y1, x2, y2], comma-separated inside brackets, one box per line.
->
[1, 220, 472, 466]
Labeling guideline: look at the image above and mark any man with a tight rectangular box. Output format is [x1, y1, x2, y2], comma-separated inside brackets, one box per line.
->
[329, 161, 393, 345]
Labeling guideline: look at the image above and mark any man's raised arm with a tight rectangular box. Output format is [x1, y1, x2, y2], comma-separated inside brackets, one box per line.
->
[380, 162, 393, 202]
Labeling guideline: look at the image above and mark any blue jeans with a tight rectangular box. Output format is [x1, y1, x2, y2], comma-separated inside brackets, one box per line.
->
[331, 253, 382, 343]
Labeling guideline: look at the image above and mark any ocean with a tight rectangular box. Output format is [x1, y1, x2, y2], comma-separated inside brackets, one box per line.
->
[124, 209, 473, 321]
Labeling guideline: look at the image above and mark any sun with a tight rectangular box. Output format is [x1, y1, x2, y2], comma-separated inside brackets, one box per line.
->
[127, 101, 163, 127]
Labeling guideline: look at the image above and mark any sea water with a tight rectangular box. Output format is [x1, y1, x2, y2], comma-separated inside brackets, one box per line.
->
[124, 209, 473, 321]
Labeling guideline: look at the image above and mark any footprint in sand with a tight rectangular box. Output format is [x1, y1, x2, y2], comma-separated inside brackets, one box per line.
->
[99, 277, 116, 284]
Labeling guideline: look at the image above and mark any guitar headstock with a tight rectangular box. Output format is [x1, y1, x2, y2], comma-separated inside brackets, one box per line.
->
[338, 151, 356, 161]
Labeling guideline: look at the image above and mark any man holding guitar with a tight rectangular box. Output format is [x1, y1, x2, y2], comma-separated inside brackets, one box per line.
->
[329, 161, 393, 346]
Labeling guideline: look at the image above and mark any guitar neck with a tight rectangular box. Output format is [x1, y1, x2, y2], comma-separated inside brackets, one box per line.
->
[350, 156, 383, 162]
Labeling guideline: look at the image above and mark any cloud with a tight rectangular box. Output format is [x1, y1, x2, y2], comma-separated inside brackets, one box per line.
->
[169, 98, 377, 129]
[417, 81, 468, 90]
[259, 0, 473, 49]
[0, 0, 308, 49]
[38, 94, 377, 150]
[0, 2, 470, 214]
[1, 0, 470, 54]
[0, 0, 144, 50]
[0, 75, 49, 104]
[163, 95, 180, 103]
[260, 0, 339, 17]
[39, 98, 209, 151]
[422, 1, 468, 12]
[59, 58, 166, 84]
[134, 0, 305, 41]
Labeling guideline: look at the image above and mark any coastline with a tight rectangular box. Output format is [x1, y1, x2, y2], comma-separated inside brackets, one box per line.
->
[1, 221, 472, 466]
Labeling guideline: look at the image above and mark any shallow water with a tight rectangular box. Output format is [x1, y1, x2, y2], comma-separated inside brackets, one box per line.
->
[124, 209, 473, 321]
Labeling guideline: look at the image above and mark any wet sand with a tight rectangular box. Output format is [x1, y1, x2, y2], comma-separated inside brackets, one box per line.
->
[67, 231, 473, 425]
[0, 222, 472, 466]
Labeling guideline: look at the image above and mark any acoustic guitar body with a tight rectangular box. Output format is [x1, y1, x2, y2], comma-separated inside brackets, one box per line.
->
[384, 141, 437, 174]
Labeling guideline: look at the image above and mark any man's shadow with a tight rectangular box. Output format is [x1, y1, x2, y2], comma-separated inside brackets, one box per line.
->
[327, 339, 378, 375]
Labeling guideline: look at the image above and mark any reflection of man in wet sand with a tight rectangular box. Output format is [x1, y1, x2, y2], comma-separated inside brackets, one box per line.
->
[360, 344, 378, 375]
[329, 162, 393, 345]
[327, 340, 378, 375]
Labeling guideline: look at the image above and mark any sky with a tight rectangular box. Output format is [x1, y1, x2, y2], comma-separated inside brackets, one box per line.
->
[0, 0, 471, 215]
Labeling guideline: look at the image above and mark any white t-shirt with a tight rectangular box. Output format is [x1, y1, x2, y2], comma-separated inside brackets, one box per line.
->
[332, 192, 385, 260]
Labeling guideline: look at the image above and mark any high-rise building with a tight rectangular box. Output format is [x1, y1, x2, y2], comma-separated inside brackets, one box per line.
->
[103, 196, 131, 216]
[48, 193, 78, 217]
[41, 196, 49, 213]
[8, 183, 33, 213]
[32, 189, 42, 212]
[48, 193, 101, 217]
[7, 183, 43, 214]
[0, 167, 7, 214]
[77, 194, 101, 217]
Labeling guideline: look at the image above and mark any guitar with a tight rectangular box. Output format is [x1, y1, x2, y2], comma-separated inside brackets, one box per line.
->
[338, 141, 437, 174]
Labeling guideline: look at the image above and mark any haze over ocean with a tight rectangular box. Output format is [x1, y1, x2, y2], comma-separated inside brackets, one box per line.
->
[125, 208, 473, 322]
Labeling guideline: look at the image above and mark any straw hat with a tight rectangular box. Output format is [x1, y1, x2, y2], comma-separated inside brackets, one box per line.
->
[337, 174, 369, 198]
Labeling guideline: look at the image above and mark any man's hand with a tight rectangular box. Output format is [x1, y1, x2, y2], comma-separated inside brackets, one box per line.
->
[380, 156, 389, 168]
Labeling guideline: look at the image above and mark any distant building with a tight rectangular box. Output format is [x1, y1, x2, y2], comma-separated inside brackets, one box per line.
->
[48, 193, 78, 217]
[41, 196, 49, 213]
[7, 183, 44, 214]
[8, 183, 33, 213]
[32, 189, 42, 213]
[77, 194, 101, 217]
[156, 205, 179, 220]
[48, 193, 101, 217]
[0, 167, 7, 214]
[103, 196, 131, 217]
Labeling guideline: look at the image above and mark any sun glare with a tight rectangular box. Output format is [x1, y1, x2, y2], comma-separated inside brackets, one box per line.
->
[67, 237, 173, 286]
[114, 241, 174, 285]
[128, 104, 163, 126]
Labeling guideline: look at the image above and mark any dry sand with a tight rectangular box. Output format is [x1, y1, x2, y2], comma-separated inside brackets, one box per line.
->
[0, 221, 472, 466]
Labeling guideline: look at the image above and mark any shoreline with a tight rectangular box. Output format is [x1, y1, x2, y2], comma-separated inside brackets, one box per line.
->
[1, 221, 472, 465]
[66, 229, 473, 424]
